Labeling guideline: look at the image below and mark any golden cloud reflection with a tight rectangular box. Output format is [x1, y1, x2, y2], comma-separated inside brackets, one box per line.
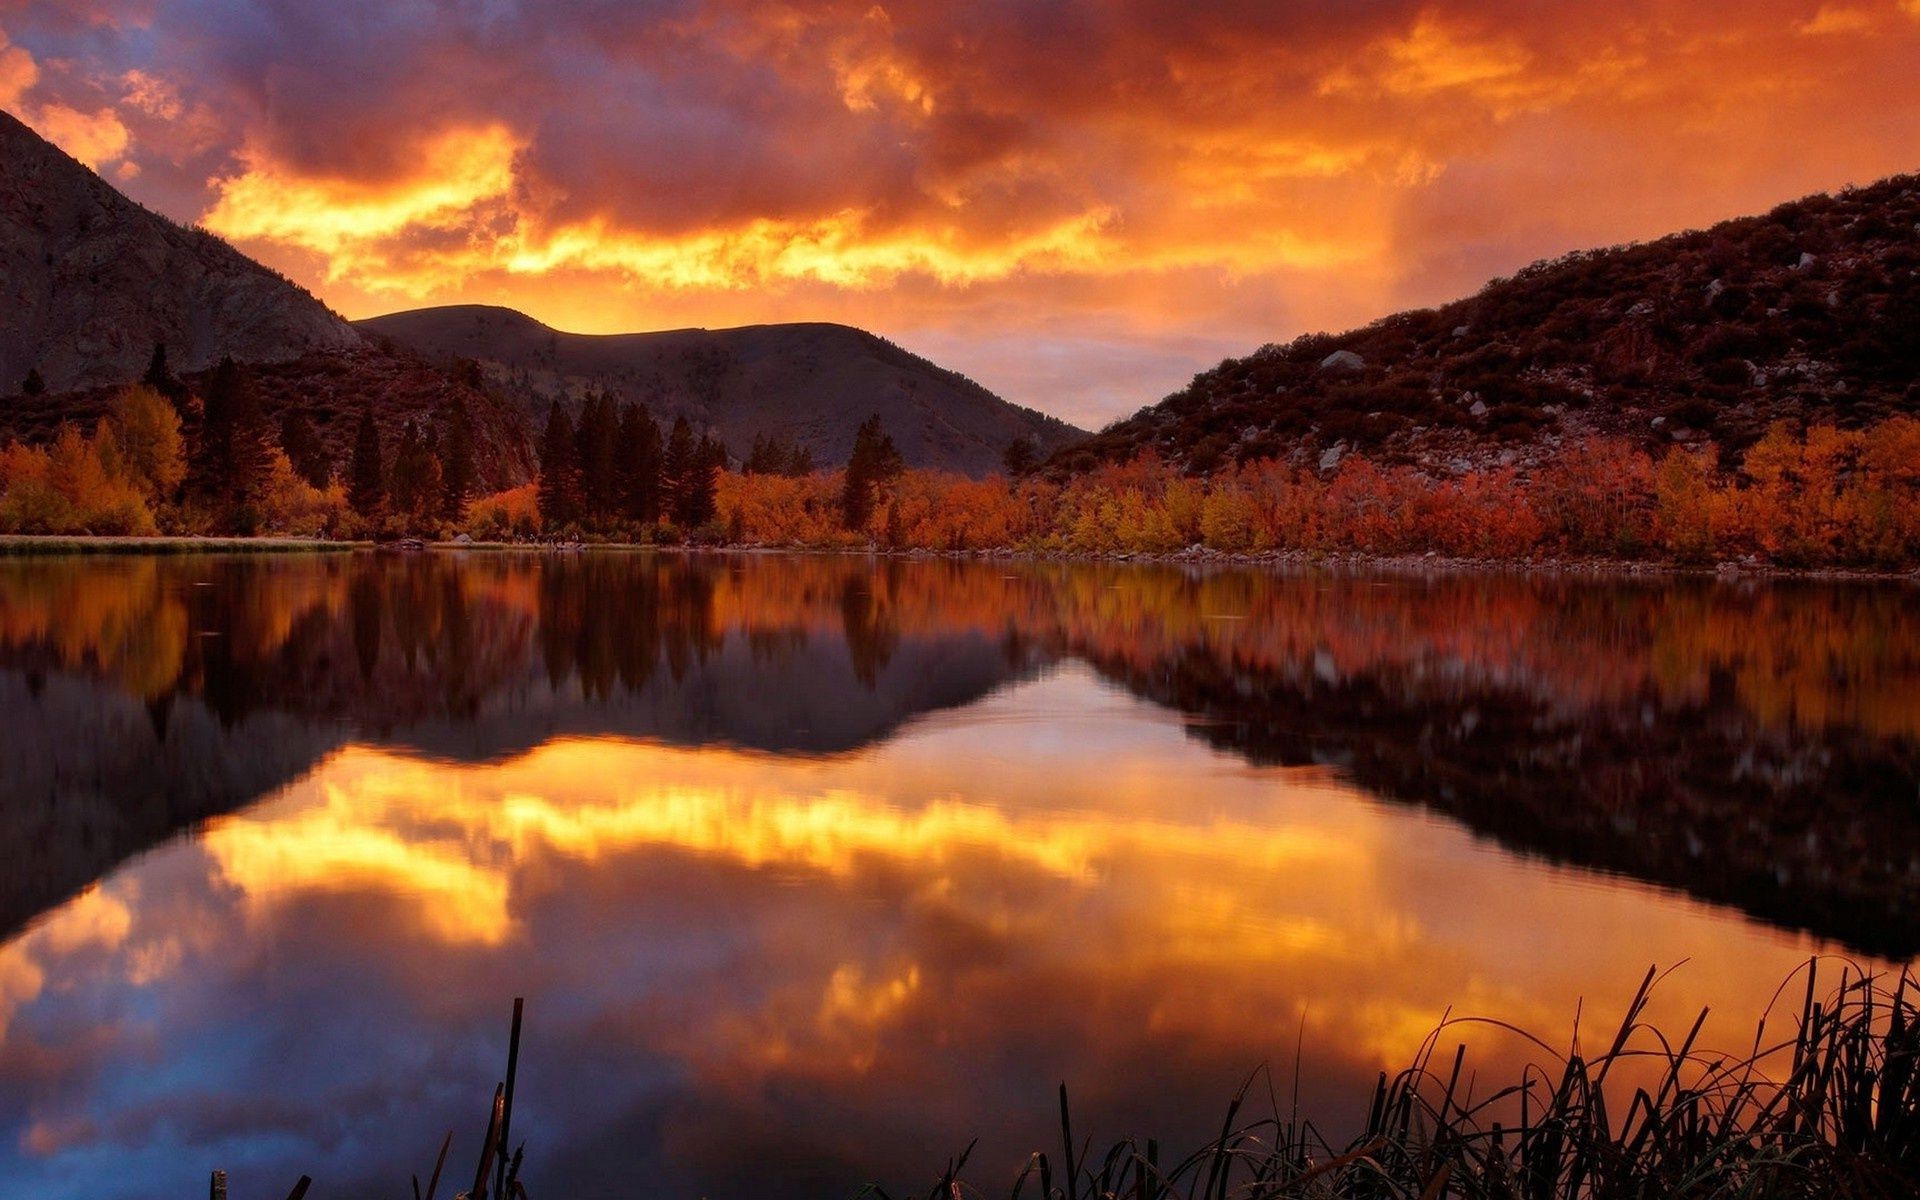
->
[192, 705, 1875, 1098]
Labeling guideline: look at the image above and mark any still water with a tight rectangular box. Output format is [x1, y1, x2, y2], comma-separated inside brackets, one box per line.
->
[0, 552, 1916, 1198]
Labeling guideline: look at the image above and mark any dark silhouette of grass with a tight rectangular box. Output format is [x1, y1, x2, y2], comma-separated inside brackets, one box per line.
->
[877, 960, 1919, 1200]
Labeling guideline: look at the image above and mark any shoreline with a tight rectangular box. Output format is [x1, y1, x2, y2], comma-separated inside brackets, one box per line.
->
[3, 532, 1916, 584]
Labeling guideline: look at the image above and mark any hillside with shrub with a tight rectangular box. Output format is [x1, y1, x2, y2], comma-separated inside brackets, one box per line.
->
[1060, 173, 1920, 477]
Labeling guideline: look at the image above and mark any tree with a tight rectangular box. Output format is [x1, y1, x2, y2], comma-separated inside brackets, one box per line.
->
[574, 394, 619, 526]
[841, 414, 903, 530]
[440, 398, 477, 523]
[188, 356, 270, 513]
[389, 419, 443, 529]
[20, 368, 44, 397]
[1004, 436, 1037, 477]
[536, 401, 582, 530]
[142, 343, 190, 414]
[661, 415, 697, 526]
[787, 444, 816, 477]
[348, 405, 386, 518]
[616, 402, 662, 526]
[676, 435, 723, 528]
[279, 407, 330, 489]
[105, 384, 187, 503]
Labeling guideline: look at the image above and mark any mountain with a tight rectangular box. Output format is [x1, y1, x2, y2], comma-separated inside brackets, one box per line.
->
[0, 108, 363, 393]
[0, 108, 535, 488]
[359, 305, 1086, 475]
[1063, 172, 1920, 475]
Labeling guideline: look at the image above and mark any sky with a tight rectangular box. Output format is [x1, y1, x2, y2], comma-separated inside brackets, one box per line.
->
[3, 1, 1920, 429]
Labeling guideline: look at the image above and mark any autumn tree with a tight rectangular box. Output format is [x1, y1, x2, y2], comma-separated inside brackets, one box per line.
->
[104, 383, 187, 505]
[348, 405, 386, 518]
[537, 400, 582, 530]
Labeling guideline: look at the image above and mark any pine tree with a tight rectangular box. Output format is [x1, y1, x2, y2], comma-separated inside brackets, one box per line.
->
[280, 408, 330, 488]
[20, 368, 44, 396]
[348, 405, 386, 518]
[142, 343, 190, 414]
[676, 435, 723, 528]
[189, 357, 269, 512]
[787, 444, 816, 477]
[842, 414, 902, 530]
[440, 398, 477, 523]
[390, 420, 425, 524]
[661, 415, 697, 526]
[537, 401, 582, 530]
[616, 403, 662, 526]
[574, 394, 619, 527]
[1004, 436, 1038, 477]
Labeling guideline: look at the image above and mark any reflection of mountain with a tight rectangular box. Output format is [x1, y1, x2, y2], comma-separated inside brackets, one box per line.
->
[0, 554, 1041, 940]
[2, 554, 1917, 955]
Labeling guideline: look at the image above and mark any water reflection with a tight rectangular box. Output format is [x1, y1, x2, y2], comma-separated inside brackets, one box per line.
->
[0, 553, 1916, 1198]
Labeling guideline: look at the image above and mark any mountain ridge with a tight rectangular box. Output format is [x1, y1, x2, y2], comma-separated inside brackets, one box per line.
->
[360, 304, 1086, 476]
[0, 107, 364, 393]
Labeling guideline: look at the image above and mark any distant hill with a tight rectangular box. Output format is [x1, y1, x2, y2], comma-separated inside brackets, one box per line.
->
[359, 305, 1086, 475]
[1063, 172, 1920, 476]
[0, 108, 363, 393]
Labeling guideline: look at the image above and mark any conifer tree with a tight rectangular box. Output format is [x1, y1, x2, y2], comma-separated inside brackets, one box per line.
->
[20, 368, 44, 397]
[280, 408, 330, 488]
[616, 402, 662, 526]
[142, 343, 190, 414]
[661, 415, 697, 526]
[537, 401, 582, 530]
[1004, 436, 1037, 477]
[841, 414, 902, 530]
[574, 394, 620, 527]
[189, 357, 270, 512]
[348, 405, 386, 518]
[440, 398, 476, 522]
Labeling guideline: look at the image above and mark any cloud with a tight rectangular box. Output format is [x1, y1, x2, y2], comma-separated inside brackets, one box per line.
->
[4, 1, 1920, 424]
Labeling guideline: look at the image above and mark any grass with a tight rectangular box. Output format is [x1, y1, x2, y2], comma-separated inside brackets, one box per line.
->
[885, 960, 1919, 1200]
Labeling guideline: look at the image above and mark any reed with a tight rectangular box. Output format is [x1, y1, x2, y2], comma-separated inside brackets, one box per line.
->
[878, 960, 1918, 1200]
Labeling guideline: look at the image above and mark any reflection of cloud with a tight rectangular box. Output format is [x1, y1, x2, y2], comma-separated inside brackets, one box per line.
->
[0, 886, 133, 1039]
[0, 666, 1896, 1198]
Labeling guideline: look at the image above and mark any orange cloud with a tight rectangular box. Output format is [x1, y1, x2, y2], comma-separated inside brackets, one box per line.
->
[10, 0, 1920, 425]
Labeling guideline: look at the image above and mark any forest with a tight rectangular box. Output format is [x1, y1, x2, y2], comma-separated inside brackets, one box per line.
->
[4, 345, 1920, 570]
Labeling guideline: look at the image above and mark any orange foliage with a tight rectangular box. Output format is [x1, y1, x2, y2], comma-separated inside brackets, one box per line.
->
[468, 484, 543, 540]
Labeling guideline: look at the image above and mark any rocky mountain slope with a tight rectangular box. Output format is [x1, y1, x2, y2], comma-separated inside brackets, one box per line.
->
[1063, 172, 1920, 476]
[0, 108, 363, 393]
[360, 305, 1085, 475]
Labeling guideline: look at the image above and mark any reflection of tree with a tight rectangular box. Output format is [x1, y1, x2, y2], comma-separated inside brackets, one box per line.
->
[840, 572, 899, 690]
[2, 554, 1917, 955]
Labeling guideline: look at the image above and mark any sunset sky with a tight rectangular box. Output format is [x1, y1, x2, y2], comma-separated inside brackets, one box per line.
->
[3, 1, 1920, 428]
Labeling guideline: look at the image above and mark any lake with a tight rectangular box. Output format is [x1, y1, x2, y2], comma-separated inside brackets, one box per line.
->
[1, 551, 1916, 1198]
